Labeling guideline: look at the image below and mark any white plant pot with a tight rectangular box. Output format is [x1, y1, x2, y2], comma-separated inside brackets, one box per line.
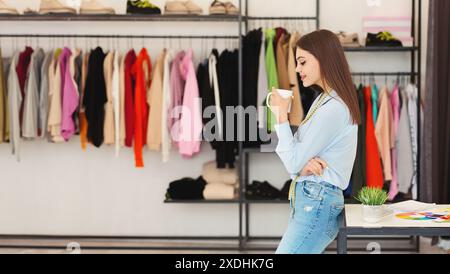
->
[362, 205, 384, 223]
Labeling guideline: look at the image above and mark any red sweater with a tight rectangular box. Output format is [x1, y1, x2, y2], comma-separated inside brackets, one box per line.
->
[364, 86, 384, 189]
[124, 50, 137, 148]
[132, 48, 152, 167]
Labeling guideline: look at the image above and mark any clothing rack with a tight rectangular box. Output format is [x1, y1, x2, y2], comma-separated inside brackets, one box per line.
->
[0, 0, 423, 253]
[239, 0, 423, 253]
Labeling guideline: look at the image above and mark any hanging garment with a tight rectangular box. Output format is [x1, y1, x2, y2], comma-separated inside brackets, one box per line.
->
[197, 59, 213, 135]
[178, 49, 203, 158]
[216, 49, 239, 168]
[119, 53, 126, 147]
[73, 50, 83, 135]
[265, 28, 279, 132]
[112, 51, 120, 156]
[397, 88, 414, 195]
[147, 49, 166, 151]
[257, 30, 268, 129]
[0, 48, 6, 143]
[242, 29, 262, 147]
[103, 51, 115, 145]
[209, 51, 223, 141]
[169, 51, 186, 137]
[16, 47, 34, 130]
[39, 51, 53, 139]
[364, 85, 384, 188]
[406, 83, 419, 199]
[371, 83, 379, 123]
[79, 52, 90, 150]
[161, 49, 173, 163]
[132, 48, 152, 167]
[243, 29, 261, 109]
[84, 47, 107, 148]
[61, 48, 80, 141]
[351, 84, 367, 197]
[1, 55, 10, 143]
[8, 53, 22, 161]
[375, 86, 393, 181]
[274, 27, 288, 57]
[276, 32, 290, 91]
[22, 48, 45, 139]
[47, 48, 64, 143]
[389, 84, 400, 200]
[287, 31, 304, 127]
[124, 49, 137, 148]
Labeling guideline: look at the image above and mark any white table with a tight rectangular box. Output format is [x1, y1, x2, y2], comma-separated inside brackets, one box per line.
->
[337, 204, 450, 254]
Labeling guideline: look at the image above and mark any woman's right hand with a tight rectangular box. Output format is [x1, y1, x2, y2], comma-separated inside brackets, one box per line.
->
[300, 158, 328, 177]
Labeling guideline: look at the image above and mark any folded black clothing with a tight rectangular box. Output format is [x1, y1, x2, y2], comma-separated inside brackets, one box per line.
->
[280, 180, 292, 200]
[365, 32, 403, 47]
[166, 177, 206, 200]
[246, 181, 281, 200]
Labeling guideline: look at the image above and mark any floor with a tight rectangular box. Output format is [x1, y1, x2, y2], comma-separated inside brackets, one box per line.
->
[0, 237, 447, 254]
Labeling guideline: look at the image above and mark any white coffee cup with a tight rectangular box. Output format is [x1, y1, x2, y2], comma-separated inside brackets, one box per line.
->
[266, 89, 293, 113]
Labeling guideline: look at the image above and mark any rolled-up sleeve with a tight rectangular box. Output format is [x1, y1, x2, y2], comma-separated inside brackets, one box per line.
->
[274, 102, 347, 176]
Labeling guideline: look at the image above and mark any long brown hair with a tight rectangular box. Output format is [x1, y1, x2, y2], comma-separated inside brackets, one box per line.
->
[297, 29, 361, 125]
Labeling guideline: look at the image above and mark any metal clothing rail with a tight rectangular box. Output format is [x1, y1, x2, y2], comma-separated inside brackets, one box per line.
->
[0, 34, 239, 39]
[351, 72, 419, 76]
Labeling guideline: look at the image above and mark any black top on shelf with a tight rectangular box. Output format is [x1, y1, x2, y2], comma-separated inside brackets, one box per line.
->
[0, 14, 241, 22]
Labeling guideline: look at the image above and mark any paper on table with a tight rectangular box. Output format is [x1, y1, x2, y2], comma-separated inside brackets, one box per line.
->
[386, 200, 437, 213]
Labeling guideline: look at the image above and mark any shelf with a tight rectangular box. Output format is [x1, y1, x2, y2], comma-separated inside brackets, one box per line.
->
[0, 14, 241, 22]
[242, 147, 275, 154]
[164, 198, 362, 204]
[344, 46, 418, 52]
[0, 14, 326, 22]
[245, 199, 289, 204]
[164, 199, 240, 204]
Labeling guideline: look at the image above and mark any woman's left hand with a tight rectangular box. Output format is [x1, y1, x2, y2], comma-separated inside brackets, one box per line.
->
[269, 87, 292, 124]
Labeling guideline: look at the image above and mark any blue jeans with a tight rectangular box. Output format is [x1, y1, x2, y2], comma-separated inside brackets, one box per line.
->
[276, 180, 345, 254]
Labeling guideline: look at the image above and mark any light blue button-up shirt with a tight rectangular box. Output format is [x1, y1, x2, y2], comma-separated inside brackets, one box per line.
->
[274, 90, 358, 190]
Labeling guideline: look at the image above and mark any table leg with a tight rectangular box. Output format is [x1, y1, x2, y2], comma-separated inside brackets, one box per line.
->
[337, 231, 347, 254]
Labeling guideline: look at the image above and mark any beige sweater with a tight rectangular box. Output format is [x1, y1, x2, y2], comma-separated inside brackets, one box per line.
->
[147, 50, 166, 151]
[0, 48, 5, 143]
[375, 87, 393, 181]
[103, 51, 115, 145]
[47, 49, 64, 143]
[119, 53, 126, 147]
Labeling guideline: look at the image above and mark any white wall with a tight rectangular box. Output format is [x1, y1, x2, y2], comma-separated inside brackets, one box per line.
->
[0, 0, 428, 237]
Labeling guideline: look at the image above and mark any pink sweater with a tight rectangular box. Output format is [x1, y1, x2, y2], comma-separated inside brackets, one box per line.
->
[178, 49, 203, 157]
[61, 48, 79, 141]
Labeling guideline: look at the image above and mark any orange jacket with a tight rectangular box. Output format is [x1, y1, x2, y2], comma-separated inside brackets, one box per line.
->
[132, 48, 152, 167]
[364, 86, 384, 189]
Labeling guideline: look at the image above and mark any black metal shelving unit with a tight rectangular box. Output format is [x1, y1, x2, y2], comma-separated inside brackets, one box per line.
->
[239, 0, 423, 253]
[0, 0, 423, 253]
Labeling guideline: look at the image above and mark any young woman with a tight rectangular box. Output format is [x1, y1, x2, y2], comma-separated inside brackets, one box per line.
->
[269, 29, 361, 254]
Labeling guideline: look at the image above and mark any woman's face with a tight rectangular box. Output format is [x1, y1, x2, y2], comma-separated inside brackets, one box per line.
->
[296, 47, 322, 88]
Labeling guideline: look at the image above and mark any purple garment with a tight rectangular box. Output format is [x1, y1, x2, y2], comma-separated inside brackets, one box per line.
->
[169, 51, 186, 132]
[60, 48, 79, 141]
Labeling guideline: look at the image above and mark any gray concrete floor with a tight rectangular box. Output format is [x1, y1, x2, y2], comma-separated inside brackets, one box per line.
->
[0, 237, 447, 254]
